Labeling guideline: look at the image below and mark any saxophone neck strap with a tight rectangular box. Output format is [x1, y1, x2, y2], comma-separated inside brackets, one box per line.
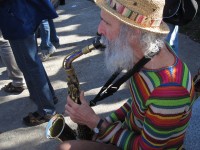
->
[89, 51, 159, 107]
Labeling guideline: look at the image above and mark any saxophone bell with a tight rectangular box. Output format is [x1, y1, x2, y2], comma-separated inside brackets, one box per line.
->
[46, 114, 76, 142]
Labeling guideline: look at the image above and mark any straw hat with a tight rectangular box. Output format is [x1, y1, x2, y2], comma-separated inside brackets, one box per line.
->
[94, 0, 169, 34]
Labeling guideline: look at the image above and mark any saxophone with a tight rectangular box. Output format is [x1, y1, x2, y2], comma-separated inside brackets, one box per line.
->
[46, 36, 104, 141]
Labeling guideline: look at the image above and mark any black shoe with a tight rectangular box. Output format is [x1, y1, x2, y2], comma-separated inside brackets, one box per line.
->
[23, 111, 56, 126]
[1, 82, 25, 94]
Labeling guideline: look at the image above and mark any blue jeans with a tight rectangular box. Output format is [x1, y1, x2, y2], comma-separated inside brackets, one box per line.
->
[49, 19, 59, 45]
[9, 34, 56, 116]
[165, 23, 179, 54]
[40, 19, 59, 52]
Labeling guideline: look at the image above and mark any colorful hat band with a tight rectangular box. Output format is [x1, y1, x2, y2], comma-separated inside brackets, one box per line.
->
[107, 0, 162, 27]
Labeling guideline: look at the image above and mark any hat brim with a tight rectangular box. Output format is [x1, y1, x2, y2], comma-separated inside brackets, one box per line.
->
[95, 0, 169, 35]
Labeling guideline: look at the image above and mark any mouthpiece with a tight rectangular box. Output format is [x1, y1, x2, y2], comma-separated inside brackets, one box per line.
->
[82, 36, 105, 54]
[63, 35, 105, 70]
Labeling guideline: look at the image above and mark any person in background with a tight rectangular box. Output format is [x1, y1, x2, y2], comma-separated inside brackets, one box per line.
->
[58, 0, 195, 149]
[165, 23, 179, 54]
[163, 0, 180, 54]
[39, 19, 60, 62]
[0, 0, 58, 126]
[0, 30, 26, 94]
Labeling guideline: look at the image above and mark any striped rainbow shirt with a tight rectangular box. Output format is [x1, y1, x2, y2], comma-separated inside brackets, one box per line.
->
[96, 53, 195, 150]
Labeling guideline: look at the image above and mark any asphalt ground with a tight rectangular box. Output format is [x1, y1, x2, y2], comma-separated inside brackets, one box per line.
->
[0, 0, 200, 149]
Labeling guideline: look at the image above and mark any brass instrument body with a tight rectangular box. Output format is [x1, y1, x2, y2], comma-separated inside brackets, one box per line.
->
[62, 45, 99, 140]
[63, 44, 101, 103]
[66, 67, 80, 104]
[66, 65, 94, 140]
[46, 36, 104, 141]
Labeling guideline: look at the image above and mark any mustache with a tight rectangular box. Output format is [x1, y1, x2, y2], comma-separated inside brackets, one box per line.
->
[100, 36, 109, 46]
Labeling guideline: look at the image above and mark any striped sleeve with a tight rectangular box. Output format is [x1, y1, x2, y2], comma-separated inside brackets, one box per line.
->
[138, 85, 192, 149]
[96, 85, 193, 150]
[105, 98, 132, 123]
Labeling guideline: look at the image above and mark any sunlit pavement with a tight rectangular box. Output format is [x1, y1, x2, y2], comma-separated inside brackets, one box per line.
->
[0, 0, 200, 149]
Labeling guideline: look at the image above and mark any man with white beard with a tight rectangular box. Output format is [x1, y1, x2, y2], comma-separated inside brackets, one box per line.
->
[58, 0, 195, 149]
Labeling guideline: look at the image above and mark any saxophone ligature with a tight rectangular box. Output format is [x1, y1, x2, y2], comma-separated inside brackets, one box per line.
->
[46, 36, 104, 142]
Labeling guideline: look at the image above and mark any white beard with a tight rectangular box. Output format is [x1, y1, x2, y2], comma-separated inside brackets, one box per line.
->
[101, 35, 135, 74]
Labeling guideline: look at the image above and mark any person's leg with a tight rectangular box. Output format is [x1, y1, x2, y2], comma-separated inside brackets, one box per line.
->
[9, 34, 56, 117]
[48, 19, 60, 48]
[165, 23, 179, 54]
[58, 140, 121, 150]
[40, 19, 56, 61]
[40, 19, 55, 51]
[0, 35, 26, 91]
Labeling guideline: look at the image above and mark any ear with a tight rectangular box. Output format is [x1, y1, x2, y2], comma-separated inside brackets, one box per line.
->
[128, 28, 143, 59]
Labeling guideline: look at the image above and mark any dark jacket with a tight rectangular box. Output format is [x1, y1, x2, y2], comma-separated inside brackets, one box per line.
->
[163, 0, 181, 19]
[163, 0, 198, 25]
[0, 0, 58, 40]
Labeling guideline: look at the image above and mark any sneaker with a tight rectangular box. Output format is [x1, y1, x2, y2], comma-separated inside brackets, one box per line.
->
[52, 41, 60, 48]
[40, 46, 56, 62]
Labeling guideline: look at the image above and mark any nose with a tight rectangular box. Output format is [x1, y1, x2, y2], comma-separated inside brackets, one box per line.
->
[97, 21, 105, 36]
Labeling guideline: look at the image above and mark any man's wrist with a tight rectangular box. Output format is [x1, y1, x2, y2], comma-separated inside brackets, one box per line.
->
[88, 115, 100, 129]
[93, 118, 104, 134]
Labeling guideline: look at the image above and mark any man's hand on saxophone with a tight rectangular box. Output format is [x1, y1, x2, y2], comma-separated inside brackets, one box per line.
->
[65, 91, 102, 130]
